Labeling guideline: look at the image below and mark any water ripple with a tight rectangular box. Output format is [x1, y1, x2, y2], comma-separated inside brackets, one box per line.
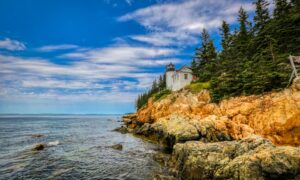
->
[0, 115, 168, 179]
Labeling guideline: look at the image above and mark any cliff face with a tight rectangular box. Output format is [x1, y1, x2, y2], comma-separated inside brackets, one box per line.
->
[121, 79, 300, 179]
[135, 78, 300, 146]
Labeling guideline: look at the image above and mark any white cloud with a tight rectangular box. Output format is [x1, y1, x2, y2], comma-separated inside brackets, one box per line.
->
[0, 43, 180, 103]
[36, 44, 79, 52]
[59, 45, 180, 66]
[0, 54, 138, 80]
[119, 0, 255, 46]
[21, 79, 95, 89]
[130, 31, 197, 46]
[0, 38, 26, 51]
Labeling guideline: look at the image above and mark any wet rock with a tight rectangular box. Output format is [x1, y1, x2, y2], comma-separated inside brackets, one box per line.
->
[151, 115, 199, 147]
[132, 115, 200, 148]
[122, 113, 137, 124]
[31, 134, 44, 138]
[110, 144, 123, 151]
[153, 152, 170, 166]
[153, 174, 175, 180]
[134, 123, 152, 136]
[113, 126, 128, 134]
[170, 135, 300, 180]
[190, 115, 233, 142]
[33, 143, 45, 151]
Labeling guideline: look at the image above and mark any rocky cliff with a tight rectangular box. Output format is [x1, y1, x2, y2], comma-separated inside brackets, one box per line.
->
[122, 78, 300, 179]
[128, 78, 300, 146]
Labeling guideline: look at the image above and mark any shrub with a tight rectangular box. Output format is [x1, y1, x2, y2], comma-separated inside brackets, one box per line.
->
[185, 81, 211, 94]
[152, 89, 171, 101]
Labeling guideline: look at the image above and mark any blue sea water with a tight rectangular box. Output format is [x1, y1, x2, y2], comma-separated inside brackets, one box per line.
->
[0, 115, 166, 179]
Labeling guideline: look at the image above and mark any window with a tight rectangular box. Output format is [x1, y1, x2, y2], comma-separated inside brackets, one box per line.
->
[184, 74, 188, 80]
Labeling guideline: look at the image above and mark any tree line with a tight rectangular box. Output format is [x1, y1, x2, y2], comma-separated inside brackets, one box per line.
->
[136, 0, 299, 109]
[136, 74, 166, 109]
[192, 0, 300, 102]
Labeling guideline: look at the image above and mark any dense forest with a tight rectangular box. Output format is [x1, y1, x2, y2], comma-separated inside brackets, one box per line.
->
[136, 0, 300, 109]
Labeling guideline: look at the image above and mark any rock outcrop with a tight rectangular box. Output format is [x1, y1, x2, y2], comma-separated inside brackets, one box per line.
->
[171, 136, 300, 180]
[133, 114, 233, 147]
[129, 78, 300, 146]
[122, 79, 300, 179]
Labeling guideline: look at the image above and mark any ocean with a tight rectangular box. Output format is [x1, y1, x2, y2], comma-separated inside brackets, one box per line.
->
[0, 115, 167, 179]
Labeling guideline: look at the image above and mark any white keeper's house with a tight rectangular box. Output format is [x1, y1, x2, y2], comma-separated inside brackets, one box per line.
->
[166, 62, 197, 91]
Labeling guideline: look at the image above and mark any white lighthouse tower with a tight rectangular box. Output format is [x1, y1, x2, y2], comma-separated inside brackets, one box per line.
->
[166, 62, 175, 90]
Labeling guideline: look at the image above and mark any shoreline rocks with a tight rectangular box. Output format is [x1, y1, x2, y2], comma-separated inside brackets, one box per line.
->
[120, 79, 300, 179]
[170, 136, 300, 179]
[113, 126, 128, 134]
[121, 114, 300, 179]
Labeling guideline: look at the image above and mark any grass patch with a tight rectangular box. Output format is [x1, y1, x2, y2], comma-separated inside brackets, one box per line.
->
[185, 81, 211, 94]
[152, 89, 172, 101]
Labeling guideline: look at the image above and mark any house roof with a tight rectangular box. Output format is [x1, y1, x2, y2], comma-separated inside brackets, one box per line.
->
[176, 65, 191, 72]
[176, 65, 191, 73]
[178, 65, 191, 71]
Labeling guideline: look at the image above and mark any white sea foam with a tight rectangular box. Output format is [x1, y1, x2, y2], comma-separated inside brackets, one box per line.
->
[48, 140, 59, 146]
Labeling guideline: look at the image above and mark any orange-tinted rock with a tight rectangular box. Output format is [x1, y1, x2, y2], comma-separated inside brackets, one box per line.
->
[133, 80, 300, 146]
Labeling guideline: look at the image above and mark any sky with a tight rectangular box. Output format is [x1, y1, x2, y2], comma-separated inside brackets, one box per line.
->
[0, 0, 260, 114]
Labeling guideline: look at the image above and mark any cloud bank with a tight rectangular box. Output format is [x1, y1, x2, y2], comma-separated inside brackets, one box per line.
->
[119, 0, 255, 46]
[0, 43, 180, 104]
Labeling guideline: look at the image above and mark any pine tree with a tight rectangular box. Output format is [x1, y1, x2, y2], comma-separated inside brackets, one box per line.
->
[191, 59, 197, 74]
[253, 0, 270, 32]
[274, 0, 290, 18]
[194, 29, 218, 81]
[199, 29, 211, 63]
[151, 79, 158, 94]
[290, 0, 300, 9]
[158, 75, 165, 91]
[235, 7, 252, 58]
[238, 7, 249, 39]
[220, 20, 230, 51]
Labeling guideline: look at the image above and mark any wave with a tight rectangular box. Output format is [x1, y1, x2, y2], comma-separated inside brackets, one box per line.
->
[48, 140, 59, 146]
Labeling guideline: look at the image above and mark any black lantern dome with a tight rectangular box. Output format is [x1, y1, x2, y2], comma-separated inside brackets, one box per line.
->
[166, 62, 175, 72]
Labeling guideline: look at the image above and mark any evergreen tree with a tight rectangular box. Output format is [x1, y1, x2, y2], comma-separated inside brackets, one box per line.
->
[238, 7, 249, 40]
[274, 0, 290, 18]
[151, 79, 158, 94]
[199, 29, 212, 63]
[158, 75, 166, 91]
[194, 29, 218, 81]
[290, 0, 300, 9]
[191, 58, 197, 74]
[220, 20, 230, 51]
[253, 0, 270, 32]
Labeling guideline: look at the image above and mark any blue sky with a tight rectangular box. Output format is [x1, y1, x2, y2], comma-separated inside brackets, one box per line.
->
[0, 0, 259, 114]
